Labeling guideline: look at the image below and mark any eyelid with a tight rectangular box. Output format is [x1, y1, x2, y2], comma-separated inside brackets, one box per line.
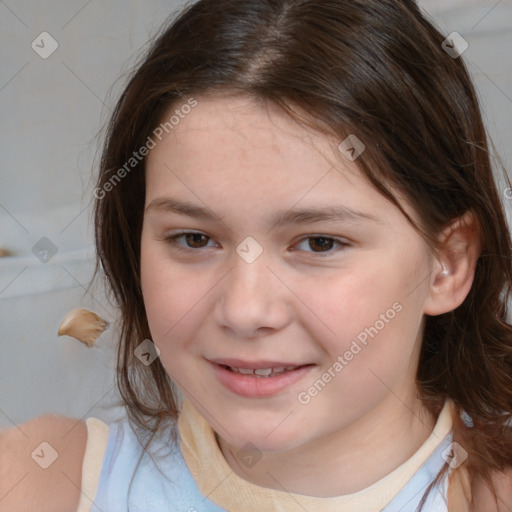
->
[163, 230, 350, 256]
[292, 235, 350, 257]
[164, 230, 217, 250]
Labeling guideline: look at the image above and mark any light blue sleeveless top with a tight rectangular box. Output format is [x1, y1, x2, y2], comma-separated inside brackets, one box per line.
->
[89, 414, 453, 512]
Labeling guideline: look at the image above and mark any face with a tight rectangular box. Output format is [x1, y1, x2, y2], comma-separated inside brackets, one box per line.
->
[140, 94, 435, 453]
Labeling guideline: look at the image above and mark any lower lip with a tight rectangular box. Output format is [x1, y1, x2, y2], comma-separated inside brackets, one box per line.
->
[211, 363, 314, 398]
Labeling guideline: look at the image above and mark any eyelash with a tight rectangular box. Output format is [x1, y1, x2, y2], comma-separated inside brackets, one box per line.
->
[163, 231, 350, 256]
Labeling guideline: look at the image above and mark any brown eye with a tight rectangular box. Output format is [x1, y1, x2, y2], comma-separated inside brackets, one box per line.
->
[308, 237, 334, 252]
[165, 232, 213, 250]
[294, 236, 349, 256]
[183, 233, 209, 248]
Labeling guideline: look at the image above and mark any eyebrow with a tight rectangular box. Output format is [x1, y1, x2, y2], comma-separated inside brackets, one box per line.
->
[145, 197, 382, 226]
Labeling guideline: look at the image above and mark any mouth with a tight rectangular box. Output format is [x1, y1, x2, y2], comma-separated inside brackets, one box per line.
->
[209, 358, 315, 397]
[218, 364, 308, 378]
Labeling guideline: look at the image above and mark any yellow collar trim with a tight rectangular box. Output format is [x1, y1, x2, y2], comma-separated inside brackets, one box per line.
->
[178, 399, 453, 512]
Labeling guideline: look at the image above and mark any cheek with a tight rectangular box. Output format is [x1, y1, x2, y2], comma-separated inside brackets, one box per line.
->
[297, 258, 422, 367]
[140, 241, 211, 355]
[294, 266, 395, 339]
[140, 239, 181, 341]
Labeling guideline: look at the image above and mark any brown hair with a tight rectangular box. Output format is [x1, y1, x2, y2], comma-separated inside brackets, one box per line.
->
[93, 0, 512, 508]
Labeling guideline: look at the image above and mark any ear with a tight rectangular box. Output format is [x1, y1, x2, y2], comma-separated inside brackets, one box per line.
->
[423, 211, 481, 316]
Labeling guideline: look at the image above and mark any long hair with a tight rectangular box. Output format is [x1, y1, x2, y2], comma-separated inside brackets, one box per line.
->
[93, 1, 512, 508]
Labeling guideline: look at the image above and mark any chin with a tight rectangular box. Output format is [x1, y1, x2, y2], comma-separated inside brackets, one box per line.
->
[231, 433, 299, 454]
[220, 416, 309, 453]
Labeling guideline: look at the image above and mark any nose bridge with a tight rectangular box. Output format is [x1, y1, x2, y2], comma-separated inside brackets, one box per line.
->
[227, 246, 273, 303]
[214, 243, 290, 335]
[229, 235, 271, 293]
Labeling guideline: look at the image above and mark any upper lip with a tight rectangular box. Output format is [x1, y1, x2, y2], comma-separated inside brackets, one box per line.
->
[209, 358, 311, 369]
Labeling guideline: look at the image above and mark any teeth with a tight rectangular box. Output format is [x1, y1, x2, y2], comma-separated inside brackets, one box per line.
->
[228, 366, 300, 377]
[254, 368, 273, 376]
[237, 368, 254, 375]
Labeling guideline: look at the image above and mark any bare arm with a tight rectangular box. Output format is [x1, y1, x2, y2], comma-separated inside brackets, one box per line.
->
[470, 468, 512, 512]
[0, 415, 87, 512]
[449, 464, 512, 512]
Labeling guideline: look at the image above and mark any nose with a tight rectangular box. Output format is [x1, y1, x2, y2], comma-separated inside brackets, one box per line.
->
[214, 250, 292, 339]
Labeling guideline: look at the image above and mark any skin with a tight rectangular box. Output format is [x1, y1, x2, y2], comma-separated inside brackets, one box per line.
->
[140, 93, 480, 497]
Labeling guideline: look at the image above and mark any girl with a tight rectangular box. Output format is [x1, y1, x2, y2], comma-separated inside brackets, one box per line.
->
[2, 1, 512, 511]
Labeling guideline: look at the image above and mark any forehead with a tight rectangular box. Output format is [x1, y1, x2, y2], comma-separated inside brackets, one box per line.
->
[146, 95, 362, 191]
[143, 94, 416, 230]
[161, 95, 340, 164]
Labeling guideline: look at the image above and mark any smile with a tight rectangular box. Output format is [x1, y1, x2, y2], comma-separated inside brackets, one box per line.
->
[210, 360, 315, 397]
[221, 365, 304, 377]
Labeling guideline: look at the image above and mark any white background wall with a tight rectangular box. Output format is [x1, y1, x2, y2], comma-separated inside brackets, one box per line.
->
[0, 0, 511, 429]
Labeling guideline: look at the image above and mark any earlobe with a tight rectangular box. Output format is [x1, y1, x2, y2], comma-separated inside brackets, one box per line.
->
[423, 211, 481, 316]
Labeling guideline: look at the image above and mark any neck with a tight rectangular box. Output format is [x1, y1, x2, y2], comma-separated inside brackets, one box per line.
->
[217, 395, 437, 497]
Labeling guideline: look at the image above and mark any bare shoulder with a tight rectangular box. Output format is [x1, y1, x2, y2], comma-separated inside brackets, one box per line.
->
[0, 415, 88, 512]
[472, 467, 512, 512]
